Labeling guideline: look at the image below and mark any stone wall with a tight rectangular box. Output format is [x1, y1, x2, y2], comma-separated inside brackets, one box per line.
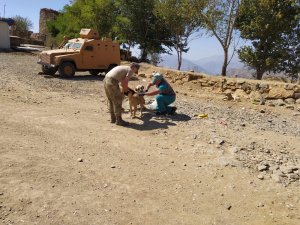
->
[160, 71, 300, 110]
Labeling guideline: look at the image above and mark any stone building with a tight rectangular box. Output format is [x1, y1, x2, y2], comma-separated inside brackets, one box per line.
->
[38, 8, 59, 42]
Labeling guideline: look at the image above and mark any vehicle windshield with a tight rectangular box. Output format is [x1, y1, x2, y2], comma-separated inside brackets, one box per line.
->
[64, 42, 82, 50]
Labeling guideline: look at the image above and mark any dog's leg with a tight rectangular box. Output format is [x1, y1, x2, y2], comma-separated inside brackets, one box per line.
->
[129, 102, 133, 118]
[140, 104, 143, 117]
[133, 105, 137, 118]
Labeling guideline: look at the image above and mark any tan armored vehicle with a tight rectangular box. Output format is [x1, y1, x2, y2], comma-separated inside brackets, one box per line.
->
[37, 28, 121, 78]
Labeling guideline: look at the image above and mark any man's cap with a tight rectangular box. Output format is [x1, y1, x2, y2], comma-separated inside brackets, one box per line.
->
[130, 62, 140, 69]
[151, 72, 163, 84]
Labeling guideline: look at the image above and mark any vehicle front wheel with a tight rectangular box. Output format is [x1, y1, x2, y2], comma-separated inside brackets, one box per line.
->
[42, 65, 57, 75]
[59, 62, 75, 78]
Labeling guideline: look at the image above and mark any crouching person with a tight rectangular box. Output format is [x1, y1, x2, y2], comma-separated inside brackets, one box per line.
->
[103, 62, 140, 126]
[144, 73, 177, 116]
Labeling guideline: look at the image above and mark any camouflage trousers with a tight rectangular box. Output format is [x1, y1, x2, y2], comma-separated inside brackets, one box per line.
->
[103, 77, 124, 117]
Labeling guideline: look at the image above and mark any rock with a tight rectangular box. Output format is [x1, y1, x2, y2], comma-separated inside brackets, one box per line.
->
[257, 202, 265, 207]
[286, 105, 295, 110]
[288, 174, 299, 181]
[273, 99, 286, 106]
[294, 92, 300, 99]
[77, 158, 83, 162]
[266, 87, 294, 99]
[284, 84, 295, 90]
[224, 203, 232, 210]
[280, 166, 296, 174]
[284, 98, 296, 104]
[272, 173, 284, 183]
[249, 90, 262, 102]
[267, 102, 276, 107]
[269, 165, 279, 171]
[257, 174, 264, 180]
[257, 164, 268, 171]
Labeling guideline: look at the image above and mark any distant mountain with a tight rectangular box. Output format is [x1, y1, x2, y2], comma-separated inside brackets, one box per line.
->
[193, 54, 245, 75]
[159, 54, 287, 80]
[158, 54, 208, 73]
[226, 68, 255, 79]
[159, 53, 247, 76]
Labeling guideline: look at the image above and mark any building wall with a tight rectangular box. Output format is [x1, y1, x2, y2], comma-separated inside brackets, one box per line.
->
[0, 22, 10, 49]
[39, 8, 59, 36]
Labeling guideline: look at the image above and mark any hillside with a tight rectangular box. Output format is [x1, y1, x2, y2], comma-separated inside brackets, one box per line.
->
[0, 52, 299, 225]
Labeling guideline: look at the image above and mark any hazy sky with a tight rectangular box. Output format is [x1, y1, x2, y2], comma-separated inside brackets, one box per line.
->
[1, 0, 236, 60]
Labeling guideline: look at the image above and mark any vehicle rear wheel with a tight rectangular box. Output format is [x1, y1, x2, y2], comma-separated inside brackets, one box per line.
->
[89, 70, 100, 76]
[42, 65, 57, 75]
[59, 62, 75, 78]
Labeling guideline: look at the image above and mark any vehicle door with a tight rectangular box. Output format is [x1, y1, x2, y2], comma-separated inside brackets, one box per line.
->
[81, 44, 100, 69]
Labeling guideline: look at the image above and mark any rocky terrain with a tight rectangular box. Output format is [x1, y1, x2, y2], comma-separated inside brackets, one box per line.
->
[0, 52, 299, 225]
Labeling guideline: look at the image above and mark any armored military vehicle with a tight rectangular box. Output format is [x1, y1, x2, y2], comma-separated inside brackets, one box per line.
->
[37, 28, 121, 78]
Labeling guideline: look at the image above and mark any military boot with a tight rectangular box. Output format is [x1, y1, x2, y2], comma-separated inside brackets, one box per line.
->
[116, 116, 129, 126]
[110, 113, 116, 123]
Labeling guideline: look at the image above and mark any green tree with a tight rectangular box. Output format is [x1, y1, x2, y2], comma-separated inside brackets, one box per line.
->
[154, 0, 204, 70]
[48, 0, 117, 41]
[115, 0, 172, 62]
[275, 8, 300, 81]
[13, 15, 33, 32]
[236, 0, 300, 80]
[200, 0, 241, 76]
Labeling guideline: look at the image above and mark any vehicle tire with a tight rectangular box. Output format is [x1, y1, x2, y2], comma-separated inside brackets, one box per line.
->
[106, 64, 117, 74]
[89, 70, 100, 76]
[42, 65, 57, 75]
[58, 62, 75, 78]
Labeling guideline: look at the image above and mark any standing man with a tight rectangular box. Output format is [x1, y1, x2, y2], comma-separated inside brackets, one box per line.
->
[144, 72, 176, 115]
[104, 63, 140, 126]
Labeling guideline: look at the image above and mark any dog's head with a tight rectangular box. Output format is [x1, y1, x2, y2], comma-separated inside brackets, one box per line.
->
[135, 85, 144, 93]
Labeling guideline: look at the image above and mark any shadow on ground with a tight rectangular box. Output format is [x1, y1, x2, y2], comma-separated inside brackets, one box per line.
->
[40, 73, 105, 81]
[128, 111, 191, 131]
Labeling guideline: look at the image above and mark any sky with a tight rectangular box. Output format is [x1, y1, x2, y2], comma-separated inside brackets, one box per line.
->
[1, 0, 236, 61]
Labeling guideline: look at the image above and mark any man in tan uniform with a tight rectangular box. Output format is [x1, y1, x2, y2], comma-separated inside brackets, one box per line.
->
[104, 63, 140, 126]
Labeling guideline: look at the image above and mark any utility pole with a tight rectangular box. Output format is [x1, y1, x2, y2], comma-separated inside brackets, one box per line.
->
[4, 3, 6, 18]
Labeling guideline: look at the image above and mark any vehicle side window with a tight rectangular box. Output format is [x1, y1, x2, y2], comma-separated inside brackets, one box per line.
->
[85, 46, 93, 51]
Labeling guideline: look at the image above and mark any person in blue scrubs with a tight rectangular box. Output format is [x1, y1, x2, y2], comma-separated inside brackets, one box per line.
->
[144, 73, 177, 115]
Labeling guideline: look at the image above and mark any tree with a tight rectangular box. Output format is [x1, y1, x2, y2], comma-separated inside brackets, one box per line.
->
[115, 0, 172, 62]
[236, 0, 300, 80]
[275, 7, 300, 81]
[154, 0, 204, 70]
[47, 0, 117, 40]
[13, 15, 33, 32]
[199, 0, 241, 76]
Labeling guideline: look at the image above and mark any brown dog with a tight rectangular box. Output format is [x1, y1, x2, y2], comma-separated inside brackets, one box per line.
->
[127, 85, 145, 118]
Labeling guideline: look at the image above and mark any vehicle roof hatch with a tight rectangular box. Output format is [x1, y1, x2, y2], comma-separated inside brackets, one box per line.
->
[80, 29, 99, 39]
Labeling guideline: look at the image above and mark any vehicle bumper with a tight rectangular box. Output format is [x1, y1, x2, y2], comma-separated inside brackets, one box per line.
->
[37, 59, 56, 68]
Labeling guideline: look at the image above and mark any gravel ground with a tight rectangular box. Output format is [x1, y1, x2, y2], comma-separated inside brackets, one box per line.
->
[0, 51, 299, 225]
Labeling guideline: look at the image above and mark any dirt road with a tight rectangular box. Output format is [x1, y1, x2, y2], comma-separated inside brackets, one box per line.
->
[0, 52, 299, 225]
